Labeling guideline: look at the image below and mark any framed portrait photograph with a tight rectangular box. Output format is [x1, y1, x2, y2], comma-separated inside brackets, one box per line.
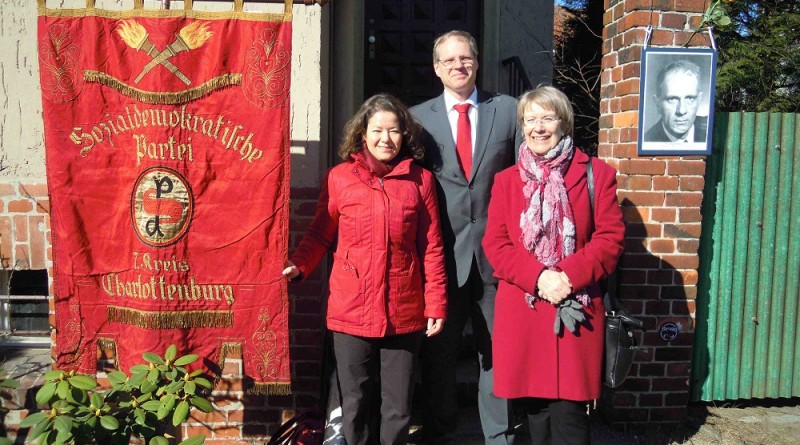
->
[638, 47, 717, 155]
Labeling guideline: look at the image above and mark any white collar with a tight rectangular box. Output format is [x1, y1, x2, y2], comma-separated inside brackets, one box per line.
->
[444, 88, 478, 111]
[662, 121, 695, 143]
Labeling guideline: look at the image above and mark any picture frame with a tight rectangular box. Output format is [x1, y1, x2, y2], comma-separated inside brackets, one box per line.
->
[637, 47, 717, 156]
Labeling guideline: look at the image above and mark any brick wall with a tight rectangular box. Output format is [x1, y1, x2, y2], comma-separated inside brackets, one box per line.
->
[0, 182, 51, 272]
[599, 0, 711, 431]
[1, 183, 326, 444]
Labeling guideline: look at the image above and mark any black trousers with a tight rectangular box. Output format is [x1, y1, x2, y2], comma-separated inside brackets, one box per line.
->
[418, 260, 514, 444]
[516, 398, 590, 445]
[333, 331, 423, 445]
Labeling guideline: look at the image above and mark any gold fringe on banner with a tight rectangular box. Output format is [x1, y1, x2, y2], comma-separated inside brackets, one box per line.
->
[107, 306, 234, 329]
[219, 342, 243, 362]
[215, 342, 291, 395]
[97, 337, 118, 356]
[37, 0, 292, 22]
[213, 341, 243, 387]
[97, 337, 120, 372]
[248, 382, 292, 395]
[84, 71, 241, 105]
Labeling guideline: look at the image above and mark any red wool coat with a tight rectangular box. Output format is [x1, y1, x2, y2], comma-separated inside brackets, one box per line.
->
[482, 149, 624, 401]
[291, 157, 447, 338]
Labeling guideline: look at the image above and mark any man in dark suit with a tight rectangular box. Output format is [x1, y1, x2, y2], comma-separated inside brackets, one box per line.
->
[410, 30, 519, 445]
[644, 59, 708, 143]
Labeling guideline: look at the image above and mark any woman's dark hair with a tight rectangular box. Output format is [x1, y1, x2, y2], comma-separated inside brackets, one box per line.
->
[338, 93, 425, 161]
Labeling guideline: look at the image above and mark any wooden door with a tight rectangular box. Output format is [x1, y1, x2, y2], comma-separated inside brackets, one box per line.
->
[364, 0, 481, 107]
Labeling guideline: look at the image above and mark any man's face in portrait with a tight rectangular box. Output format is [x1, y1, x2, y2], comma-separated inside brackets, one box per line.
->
[655, 70, 702, 140]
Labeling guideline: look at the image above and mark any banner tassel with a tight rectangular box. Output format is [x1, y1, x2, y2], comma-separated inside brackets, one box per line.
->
[84, 71, 241, 105]
[248, 382, 292, 395]
[107, 306, 234, 329]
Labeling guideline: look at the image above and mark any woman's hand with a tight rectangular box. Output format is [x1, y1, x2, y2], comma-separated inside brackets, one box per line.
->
[282, 261, 300, 279]
[537, 270, 572, 305]
[426, 318, 444, 337]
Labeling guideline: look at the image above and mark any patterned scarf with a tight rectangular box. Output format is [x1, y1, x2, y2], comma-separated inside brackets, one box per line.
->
[518, 135, 590, 308]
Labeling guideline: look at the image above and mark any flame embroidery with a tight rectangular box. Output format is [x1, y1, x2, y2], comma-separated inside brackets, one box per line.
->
[129, 21, 214, 85]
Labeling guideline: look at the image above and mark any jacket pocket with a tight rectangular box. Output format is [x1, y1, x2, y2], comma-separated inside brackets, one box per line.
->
[338, 186, 370, 244]
[328, 251, 364, 325]
[331, 251, 360, 291]
[393, 271, 424, 326]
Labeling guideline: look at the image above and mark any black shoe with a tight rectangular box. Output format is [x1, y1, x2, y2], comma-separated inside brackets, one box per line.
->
[407, 426, 426, 444]
[407, 427, 455, 445]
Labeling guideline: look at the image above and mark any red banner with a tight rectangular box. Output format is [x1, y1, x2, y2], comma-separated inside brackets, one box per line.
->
[38, 1, 293, 393]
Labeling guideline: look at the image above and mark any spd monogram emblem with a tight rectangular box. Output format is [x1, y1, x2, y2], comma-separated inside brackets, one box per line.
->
[131, 167, 193, 247]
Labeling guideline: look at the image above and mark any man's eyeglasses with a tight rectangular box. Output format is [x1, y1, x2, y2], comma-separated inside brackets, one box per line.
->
[437, 57, 475, 68]
[523, 117, 560, 127]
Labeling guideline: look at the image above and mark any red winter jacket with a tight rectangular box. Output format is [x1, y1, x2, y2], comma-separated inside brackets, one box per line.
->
[290, 156, 447, 337]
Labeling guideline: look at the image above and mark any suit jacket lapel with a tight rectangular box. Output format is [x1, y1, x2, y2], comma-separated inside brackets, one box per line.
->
[472, 90, 495, 183]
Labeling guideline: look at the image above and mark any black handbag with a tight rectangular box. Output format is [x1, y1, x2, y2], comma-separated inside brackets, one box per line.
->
[601, 273, 644, 388]
[586, 156, 645, 388]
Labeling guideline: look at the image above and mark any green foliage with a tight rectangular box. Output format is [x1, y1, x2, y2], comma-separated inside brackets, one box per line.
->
[21, 345, 214, 445]
[714, 0, 800, 111]
[702, 0, 734, 29]
[1, 368, 21, 445]
[0, 369, 20, 390]
[682, 1, 733, 48]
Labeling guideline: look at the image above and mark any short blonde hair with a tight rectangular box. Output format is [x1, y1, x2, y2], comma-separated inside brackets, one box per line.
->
[432, 30, 479, 63]
[517, 86, 574, 137]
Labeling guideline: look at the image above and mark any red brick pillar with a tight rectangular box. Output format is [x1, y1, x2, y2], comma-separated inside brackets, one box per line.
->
[599, 0, 711, 430]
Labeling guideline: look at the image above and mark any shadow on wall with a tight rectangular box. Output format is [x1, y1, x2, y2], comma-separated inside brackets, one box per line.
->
[596, 197, 706, 438]
[0, 348, 51, 444]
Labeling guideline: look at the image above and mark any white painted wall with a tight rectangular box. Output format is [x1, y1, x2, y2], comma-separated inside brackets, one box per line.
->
[0, 0, 328, 187]
[0, 0, 47, 178]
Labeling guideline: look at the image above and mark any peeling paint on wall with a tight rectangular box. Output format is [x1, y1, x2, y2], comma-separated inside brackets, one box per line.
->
[0, 0, 46, 178]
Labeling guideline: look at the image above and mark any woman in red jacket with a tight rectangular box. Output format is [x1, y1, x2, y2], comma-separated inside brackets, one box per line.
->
[482, 86, 624, 445]
[283, 94, 447, 445]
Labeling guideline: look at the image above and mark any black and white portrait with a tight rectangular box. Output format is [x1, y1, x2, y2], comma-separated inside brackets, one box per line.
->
[638, 47, 717, 155]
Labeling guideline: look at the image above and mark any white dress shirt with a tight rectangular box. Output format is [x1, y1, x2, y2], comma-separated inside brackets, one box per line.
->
[443, 88, 478, 155]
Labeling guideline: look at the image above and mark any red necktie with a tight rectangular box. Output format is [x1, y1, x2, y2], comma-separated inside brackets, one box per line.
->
[454, 103, 472, 179]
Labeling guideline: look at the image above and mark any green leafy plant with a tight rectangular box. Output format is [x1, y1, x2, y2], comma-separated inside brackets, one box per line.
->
[684, 0, 733, 46]
[701, 0, 733, 29]
[20, 345, 213, 445]
[1, 368, 21, 445]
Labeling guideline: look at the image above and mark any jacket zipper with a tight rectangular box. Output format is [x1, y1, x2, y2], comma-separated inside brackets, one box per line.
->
[378, 177, 392, 333]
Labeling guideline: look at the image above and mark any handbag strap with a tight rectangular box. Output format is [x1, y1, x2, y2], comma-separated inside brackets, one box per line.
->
[267, 415, 299, 445]
[585, 155, 621, 314]
[586, 154, 595, 211]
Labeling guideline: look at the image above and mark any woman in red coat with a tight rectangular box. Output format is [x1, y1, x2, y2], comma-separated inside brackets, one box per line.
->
[482, 86, 624, 445]
[283, 94, 447, 445]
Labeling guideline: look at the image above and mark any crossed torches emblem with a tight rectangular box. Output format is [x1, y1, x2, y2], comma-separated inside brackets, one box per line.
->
[117, 20, 213, 86]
